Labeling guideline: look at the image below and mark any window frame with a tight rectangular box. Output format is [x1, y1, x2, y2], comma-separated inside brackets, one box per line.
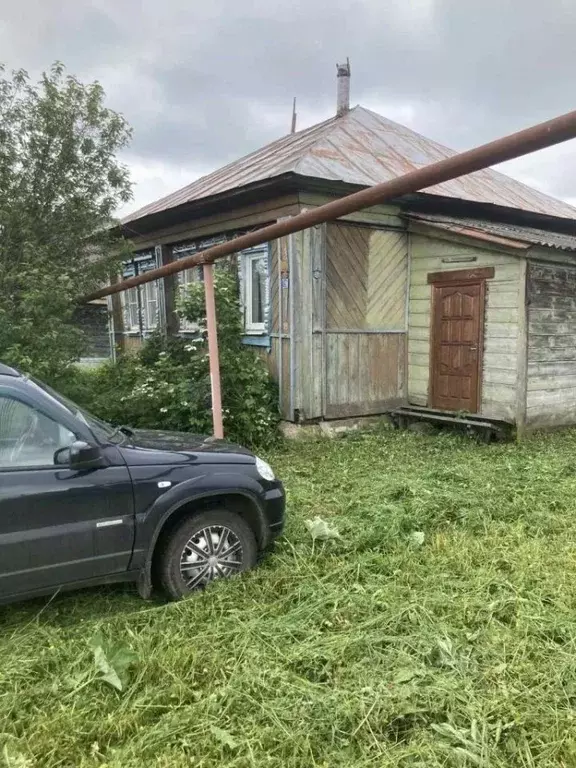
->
[0, 392, 79, 472]
[122, 286, 141, 333]
[242, 246, 269, 334]
[120, 254, 160, 335]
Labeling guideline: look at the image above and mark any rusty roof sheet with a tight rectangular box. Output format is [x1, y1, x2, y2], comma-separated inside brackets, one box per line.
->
[408, 213, 576, 252]
[123, 105, 576, 224]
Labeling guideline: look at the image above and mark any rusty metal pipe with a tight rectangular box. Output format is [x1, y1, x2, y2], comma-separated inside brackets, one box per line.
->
[203, 263, 224, 438]
[84, 107, 576, 303]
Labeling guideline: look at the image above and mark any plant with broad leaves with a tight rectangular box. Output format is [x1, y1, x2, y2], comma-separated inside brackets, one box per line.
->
[304, 517, 341, 541]
[88, 632, 138, 692]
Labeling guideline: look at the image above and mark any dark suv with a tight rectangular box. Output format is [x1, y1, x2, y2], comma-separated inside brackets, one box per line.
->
[0, 362, 285, 605]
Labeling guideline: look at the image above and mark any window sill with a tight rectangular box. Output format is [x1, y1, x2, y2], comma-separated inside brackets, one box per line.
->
[242, 335, 271, 348]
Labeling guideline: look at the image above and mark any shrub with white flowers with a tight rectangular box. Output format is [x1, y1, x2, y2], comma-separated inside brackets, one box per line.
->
[52, 268, 279, 448]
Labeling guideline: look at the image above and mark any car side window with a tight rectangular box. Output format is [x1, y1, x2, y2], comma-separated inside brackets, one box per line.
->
[0, 396, 76, 469]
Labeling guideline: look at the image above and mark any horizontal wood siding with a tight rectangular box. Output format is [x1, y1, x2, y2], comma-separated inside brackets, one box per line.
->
[526, 261, 576, 427]
[408, 234, 523, 422]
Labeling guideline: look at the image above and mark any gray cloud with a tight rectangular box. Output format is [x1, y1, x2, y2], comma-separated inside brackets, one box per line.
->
[2, 0, 576, 213]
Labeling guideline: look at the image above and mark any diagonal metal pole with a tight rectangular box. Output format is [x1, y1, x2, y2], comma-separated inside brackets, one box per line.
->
[81, 106, 576, 439]
[84, 107, 576, 305]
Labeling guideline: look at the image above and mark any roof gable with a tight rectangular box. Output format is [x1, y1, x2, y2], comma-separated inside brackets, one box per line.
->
[123, 105, 576, 224]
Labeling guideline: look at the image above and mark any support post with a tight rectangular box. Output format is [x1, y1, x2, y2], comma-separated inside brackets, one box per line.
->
[203, 263, 224, 439]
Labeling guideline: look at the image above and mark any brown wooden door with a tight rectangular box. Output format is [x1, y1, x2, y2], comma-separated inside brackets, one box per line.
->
[430, 281, 484, 413]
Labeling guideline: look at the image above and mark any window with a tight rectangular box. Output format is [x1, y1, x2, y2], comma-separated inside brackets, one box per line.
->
[178, 265, 203, 332]
[123, 287, 140, 332]
[0, 397, 76, 468]
[121, 254, 160, 334]
[242, 248, 269, 333]
[141, 280, 159, 330]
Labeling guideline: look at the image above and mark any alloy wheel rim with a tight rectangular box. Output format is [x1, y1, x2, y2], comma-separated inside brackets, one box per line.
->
[179, 525, 243, 589]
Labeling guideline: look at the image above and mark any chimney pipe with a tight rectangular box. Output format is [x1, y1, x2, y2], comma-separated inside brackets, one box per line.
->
[336, 59, 351, 117]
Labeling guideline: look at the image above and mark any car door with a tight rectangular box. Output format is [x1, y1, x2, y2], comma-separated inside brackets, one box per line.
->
[0, 391, 135, 599]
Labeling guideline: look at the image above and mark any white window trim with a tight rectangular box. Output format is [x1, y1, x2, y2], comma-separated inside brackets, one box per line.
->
[141, 280, 159, 332]
[122, 287, 141, 333]
[120, 263, 160, 335]
[242, 248, 269, 334]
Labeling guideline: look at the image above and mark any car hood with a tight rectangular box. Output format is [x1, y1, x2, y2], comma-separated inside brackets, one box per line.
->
[125, 428, 254, 457]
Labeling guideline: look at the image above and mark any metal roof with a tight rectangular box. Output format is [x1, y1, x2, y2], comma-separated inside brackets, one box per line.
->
[123, 105, 576, 224]
[408, 213, 576, 252]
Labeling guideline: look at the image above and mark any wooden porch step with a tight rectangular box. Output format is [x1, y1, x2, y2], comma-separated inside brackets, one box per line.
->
[389, 406, 511, 440]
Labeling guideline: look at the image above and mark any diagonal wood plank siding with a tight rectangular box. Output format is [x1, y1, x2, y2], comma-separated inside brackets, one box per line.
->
[321, 222, 409, 418]
[326, 223, 407, 330]
[366, 231, 407, 329]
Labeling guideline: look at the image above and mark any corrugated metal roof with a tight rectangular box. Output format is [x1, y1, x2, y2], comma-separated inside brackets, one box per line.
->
[408, 213, 576, 252]
[123, 105, 576, 224]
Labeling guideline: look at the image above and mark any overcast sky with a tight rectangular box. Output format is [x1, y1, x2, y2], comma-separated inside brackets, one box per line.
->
[2, 0, 576, 217]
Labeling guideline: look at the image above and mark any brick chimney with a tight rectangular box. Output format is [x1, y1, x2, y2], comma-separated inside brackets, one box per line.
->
[336, 59, 351, 117]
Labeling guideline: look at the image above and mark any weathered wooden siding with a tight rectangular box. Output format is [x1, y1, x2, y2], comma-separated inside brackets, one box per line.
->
[408, 233, 523, 422]
[325, 333, 405, 417]
[253, 337, 291, 419]
[73, 302, 112, 360]
[526, 260, 576, 428]
[130, 194, 301, 251]
[326, 225, 407, 330]
[318, 222, 408, 419]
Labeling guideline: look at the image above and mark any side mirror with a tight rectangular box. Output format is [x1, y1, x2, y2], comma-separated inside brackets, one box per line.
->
[59, 441, 105, 470]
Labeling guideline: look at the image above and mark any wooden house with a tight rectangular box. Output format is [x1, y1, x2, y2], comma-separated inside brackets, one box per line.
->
[116, 79, 576, 435]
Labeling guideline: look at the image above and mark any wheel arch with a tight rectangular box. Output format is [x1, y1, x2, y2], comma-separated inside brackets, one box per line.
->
[139, 490, 268, 598]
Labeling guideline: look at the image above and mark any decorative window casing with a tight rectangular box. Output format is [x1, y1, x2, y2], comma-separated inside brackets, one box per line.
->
[121, 251, 160, 334]
[240, 246, 269, 334]
[123, 287, 140, 333]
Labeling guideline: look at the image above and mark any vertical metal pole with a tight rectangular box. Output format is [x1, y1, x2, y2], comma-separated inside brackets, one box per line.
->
[288, 232, 296, 420]
[277, 239, 283, 415]
[203, 263, 224, 439]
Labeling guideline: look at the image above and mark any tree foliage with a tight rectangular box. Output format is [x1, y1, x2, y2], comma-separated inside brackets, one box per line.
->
[0, 62, 132, 377]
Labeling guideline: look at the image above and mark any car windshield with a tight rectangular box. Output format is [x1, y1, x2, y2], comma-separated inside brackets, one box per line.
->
[27, 377, 121, 443]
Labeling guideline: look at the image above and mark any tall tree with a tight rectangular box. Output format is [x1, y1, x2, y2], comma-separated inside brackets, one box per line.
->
[0, 63, 132, 377]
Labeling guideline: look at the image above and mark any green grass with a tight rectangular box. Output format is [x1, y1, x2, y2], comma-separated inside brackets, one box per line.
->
[4, 429, 576, 766]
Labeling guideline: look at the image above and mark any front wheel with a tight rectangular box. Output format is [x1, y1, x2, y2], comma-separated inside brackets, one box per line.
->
[156, 509, 258, 600]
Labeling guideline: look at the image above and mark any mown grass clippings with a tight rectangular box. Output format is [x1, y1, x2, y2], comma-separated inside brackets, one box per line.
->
[3, 430, 576, 765]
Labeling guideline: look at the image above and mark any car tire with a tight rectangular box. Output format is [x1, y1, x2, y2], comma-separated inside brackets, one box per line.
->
[156, 509, 258, 600]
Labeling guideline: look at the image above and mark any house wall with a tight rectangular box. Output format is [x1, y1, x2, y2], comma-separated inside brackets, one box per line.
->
[259, 237, 292, 419]
[407, 231, 524, 422]
[526, 256, 576, 428]
[72, 302, 112, 362]
[293, 221, 408, 420]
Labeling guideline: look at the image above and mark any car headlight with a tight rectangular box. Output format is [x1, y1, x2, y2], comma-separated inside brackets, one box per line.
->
[255, 456, 275, 482]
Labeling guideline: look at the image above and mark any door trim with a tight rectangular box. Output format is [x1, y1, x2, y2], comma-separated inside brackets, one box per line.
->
[428, 278, 487, 414]
[428, 267, 494, 284]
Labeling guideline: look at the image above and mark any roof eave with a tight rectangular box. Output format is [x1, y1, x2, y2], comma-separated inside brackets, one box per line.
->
[117, 173, 576, 244]
[403, 193, 576, 235]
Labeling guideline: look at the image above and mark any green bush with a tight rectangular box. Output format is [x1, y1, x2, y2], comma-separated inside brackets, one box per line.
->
[53, 270, 279, 448]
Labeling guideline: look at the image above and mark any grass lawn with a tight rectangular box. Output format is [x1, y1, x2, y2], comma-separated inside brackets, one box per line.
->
[4, 429, 576, 767]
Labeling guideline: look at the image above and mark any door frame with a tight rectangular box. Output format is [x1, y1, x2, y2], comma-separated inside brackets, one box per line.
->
[427, 267, 493, 413]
